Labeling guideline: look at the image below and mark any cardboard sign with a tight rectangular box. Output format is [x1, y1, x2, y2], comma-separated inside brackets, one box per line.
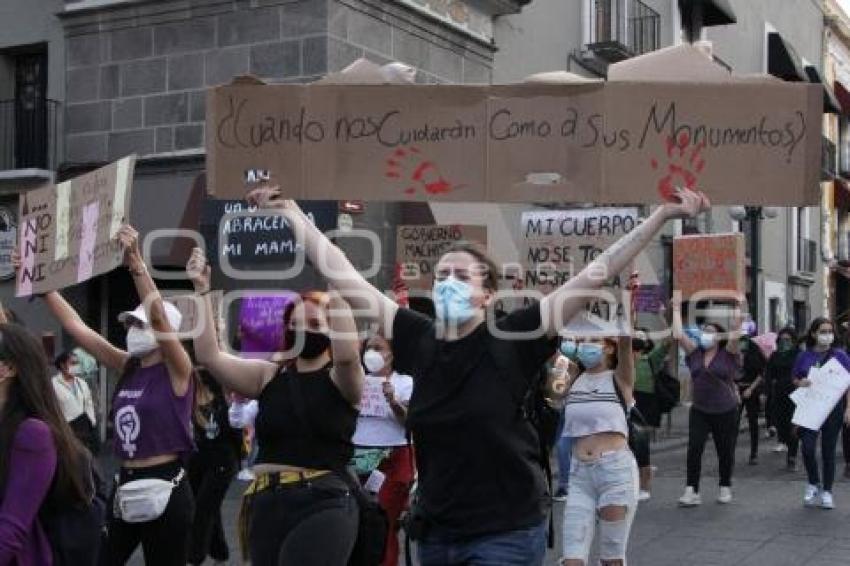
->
[395, 224, 487, 290]
[17, 156, 136, 297]
[239, 294, 295, 356]
[521, 207, 640, 289]
[206, 50, 820, 205]
[200, 199, 337, 264]
[169, 290, 224, 335]
[673, 233, 745, 298]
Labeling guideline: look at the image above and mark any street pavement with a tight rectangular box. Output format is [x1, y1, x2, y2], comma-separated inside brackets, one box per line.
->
[122, 405, 850, 565]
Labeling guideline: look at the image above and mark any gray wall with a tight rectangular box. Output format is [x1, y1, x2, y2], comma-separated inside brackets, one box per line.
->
[0, 0, 65, 101]
[493, 0, 676, 83]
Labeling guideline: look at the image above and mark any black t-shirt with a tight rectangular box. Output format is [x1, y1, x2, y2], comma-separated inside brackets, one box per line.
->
[193, 388, 242, 460]
[392, 303, 556, 539]
[255, 365, 358, 470]
[737, 340, 767, 387]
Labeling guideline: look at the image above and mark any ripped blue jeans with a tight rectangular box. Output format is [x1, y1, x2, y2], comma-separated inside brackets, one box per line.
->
[562, 448, 638, 563]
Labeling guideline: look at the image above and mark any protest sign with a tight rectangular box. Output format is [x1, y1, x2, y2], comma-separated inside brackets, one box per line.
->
[206, 46, 820, 206]
[521, 207, 647, 334]
[396, 224, 487, 290]
[792, 359, 850, 431]
[17, 156, 136, 297]
[672, 233, 745, 299]
[168, 291, 224, 335]
[200, 200, 337, 264]
[239, 294, 295, 357]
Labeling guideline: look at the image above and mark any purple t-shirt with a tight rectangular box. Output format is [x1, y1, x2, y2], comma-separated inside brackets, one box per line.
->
[687, 348, 740, 414]
[0, 418, 56, 566]
[112, 362, 194, 461]
[792, 348, 850, 379]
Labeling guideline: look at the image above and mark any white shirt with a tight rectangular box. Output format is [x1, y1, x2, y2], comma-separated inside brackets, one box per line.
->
[52, 373, 96, 425]
[353, 372, 414, 447]
[563, 370, 629, 439]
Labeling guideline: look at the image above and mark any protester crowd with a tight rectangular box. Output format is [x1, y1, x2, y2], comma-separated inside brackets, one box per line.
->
[4, 184, 850, 566]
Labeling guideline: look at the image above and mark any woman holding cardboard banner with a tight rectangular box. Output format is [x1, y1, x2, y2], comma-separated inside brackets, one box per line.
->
[185, 251, 365, 565]
[16, 225, 196, 566]
[247, 185, 708, 565]
[673, 299, 742, 508]
[792, 318, 850, 510]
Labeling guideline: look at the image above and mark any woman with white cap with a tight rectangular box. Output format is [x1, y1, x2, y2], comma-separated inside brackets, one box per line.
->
[21, 225, 196, 565]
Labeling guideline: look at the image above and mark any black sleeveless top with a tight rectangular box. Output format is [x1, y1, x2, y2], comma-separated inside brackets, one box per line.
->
[255, 364, 358, 470]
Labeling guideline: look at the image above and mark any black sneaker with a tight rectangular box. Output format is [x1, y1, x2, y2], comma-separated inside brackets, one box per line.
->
[749, 455, 758, 466]
[553, 487, 568, 502]
[787, 458, 797, 471]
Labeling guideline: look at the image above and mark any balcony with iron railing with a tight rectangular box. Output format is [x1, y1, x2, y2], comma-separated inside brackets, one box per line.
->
[0, 98, 61, 173]
[586, 0, 661, 62]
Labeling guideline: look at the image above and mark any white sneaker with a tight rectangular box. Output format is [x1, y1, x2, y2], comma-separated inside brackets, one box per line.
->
[678, 487, 701, 507]
[804, 484, 820, 507]
[717, 487, 733, 504]
[237, 469, 256, 482]
[820, 491, 835, 509]
[638, 490, 651, 502]
[771, 443, 788, 453]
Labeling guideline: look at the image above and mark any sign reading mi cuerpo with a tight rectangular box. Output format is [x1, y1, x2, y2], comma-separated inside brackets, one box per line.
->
[17, 157, 136, 297]
[206, 76, 820, 205]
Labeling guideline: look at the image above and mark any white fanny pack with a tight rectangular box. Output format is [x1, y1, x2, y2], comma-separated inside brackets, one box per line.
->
[115, 468, 185, 523]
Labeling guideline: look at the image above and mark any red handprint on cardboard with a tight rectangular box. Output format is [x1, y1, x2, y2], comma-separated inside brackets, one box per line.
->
[651, 132, 706, 202]
[385, 146, 466, 197]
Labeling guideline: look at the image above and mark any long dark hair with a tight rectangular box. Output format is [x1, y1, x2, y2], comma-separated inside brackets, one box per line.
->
[0, 324, 88, 504]
[805, 317, 834, 349]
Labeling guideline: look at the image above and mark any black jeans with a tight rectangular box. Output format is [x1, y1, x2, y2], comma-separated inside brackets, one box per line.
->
[775, 389, 799, 460]
[738, 388, 760, 458]
[188, 448, 238, 565]
[249, 473, 358, 565]
[686, 407, 738, 492]
[843, 423, 850, 465]
[105, 460, 195, 565]
[800, 401, 845, 492]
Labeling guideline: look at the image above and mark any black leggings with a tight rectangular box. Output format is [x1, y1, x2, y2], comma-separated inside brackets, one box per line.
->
[249, 473, 358, 565]
[775, 390, 799, 460]
[800, 402, 845, 492]
[105, 460, 195, 565]
[738, 390, 760, 458]
[188, 449, 238, 565]
[687, 407, 738, 492]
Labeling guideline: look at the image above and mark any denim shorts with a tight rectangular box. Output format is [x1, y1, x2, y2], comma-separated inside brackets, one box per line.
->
[562, 448, 638, 562]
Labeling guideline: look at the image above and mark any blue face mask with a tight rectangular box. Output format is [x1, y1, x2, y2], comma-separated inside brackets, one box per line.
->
[560, 339, 578, 360]
[576, 343, 604, 369]
[432, 277, 477, 325]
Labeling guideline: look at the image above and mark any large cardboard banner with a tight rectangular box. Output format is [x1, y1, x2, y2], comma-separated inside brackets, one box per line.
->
[673, 233, 745, 298]
[17, 156, 136, 297]
[396, 224, 487, 290]
[206, 80, 820, 205]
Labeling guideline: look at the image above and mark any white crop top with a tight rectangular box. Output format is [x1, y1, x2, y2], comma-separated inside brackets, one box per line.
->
[562, 370, 629, 439]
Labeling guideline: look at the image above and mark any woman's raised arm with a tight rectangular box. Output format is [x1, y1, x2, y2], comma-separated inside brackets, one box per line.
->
[248, 188, 398, 335]
[187, 247, 277, 399]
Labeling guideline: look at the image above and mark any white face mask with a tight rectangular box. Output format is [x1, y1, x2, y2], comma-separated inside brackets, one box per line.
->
[817, 333, 834, 347]
[68, 364, 81, 376]
[363, 349, 386, 374]
[126, 326, 158, 356]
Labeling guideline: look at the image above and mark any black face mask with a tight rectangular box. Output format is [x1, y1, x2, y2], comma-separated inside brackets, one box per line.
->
[287, 329, 331, 360]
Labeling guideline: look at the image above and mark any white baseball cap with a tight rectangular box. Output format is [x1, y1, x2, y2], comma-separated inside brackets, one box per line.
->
[118, 302, 183, 332]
